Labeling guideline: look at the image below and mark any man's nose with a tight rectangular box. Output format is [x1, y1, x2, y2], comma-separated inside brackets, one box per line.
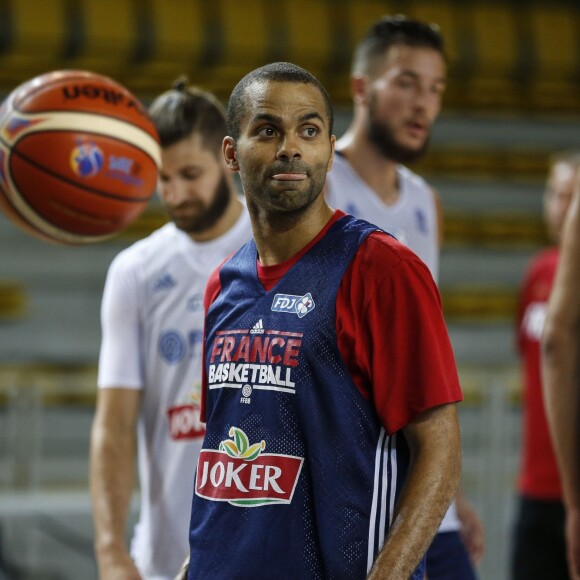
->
[162, 180, 188, 204]
[276, 135, 302, 160]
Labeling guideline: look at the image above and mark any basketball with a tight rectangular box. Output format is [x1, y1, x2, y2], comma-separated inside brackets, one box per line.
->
[0, 70, 161, 244]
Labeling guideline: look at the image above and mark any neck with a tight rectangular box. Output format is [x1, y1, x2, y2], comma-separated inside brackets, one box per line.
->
[337, 127, 400, 206]
[249, 195, 334, 266]
[189, 189, 243, 242]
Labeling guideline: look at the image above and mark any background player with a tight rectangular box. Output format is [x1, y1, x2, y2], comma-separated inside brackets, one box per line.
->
[512, 151, 579, 580]
[543, 161, 580, 580]
[325, 14, 483, 578]
[89, 80, 251, 579]
[186, 61, 463, 580]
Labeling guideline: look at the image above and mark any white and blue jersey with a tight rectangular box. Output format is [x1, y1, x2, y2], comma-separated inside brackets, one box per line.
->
[326, 152, 439, 281]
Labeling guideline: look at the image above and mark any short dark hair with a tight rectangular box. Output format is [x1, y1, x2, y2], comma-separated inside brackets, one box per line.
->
[353, 15, 446, 78]
[148, 78, 227, 153]
[227, 62, 334, 141]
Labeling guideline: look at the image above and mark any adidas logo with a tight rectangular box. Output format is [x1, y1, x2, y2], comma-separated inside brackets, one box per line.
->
[153, 273, 176, 291]
[250, 319, 264, 334]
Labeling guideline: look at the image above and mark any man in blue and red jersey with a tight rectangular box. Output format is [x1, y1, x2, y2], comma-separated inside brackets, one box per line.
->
[185, 62, 463, 580]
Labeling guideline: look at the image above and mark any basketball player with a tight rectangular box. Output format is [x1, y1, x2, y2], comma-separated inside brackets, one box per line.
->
[543, 162, 580, 580]
[89, 81, 252, 580]
[325, 15, 483, 578]
[512, 151, 579, 580]
[185, 62, 463, 580]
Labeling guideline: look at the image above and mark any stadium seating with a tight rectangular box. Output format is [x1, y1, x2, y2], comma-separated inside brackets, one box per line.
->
[64, 0, 137, 79]
[130, 0, 213, 94]
[0, 281, 26, 320]
[0, 0, 68, 86]
[0, 0, 579, 114]
[528, 3, 580, 111]
[465, 2, 525, 110]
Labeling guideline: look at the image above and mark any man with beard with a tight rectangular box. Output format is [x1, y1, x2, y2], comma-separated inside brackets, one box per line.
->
[325, 15, 483, 579]
[89, 80, 251, 580]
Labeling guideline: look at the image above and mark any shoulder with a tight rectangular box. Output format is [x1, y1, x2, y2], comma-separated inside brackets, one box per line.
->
[110, 223, 176, 264]
[107, 223, 183, 274]
[398, 164, 429, 189]
[203, 247, 243, 311]
[341, 229, 436, 310]
[398, 165, 438, 200]
[355, 229, 430, 275]
[204, 267, 223, 312]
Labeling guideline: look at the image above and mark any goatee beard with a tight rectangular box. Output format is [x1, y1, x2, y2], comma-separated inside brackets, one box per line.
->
[173, 174, 232, 234]
[367, 118, 430, 165]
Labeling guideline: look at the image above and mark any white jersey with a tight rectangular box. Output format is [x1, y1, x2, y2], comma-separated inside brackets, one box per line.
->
[326, 153, 439, 281]
[98, 207, 252, 579]
[326, 153, 460, 533]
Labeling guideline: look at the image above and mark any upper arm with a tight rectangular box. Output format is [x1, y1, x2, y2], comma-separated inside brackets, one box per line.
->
[98, 257, 143, 389]
[337, 234, 463, 434]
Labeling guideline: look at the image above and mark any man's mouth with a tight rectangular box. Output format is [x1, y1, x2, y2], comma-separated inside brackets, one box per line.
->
[271, 173, 307, 181]
[407, 120, 428, 135]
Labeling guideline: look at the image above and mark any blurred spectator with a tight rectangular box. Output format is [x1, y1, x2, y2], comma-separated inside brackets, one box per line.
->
[513, 151, 580, 580]
[325, 14, 483, 578]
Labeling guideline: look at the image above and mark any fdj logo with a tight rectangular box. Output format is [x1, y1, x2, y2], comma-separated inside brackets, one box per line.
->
[271, 293, 315, 318]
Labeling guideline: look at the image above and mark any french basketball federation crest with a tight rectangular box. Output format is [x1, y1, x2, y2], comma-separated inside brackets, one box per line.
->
[271, 292, 315, 318]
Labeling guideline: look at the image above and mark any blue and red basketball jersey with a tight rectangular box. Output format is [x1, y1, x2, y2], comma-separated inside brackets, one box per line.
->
[188, 215, 420, 579]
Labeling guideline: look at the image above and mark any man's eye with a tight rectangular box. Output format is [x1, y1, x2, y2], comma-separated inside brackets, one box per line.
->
[258, 127, 276, 137]
[303, 127, 318, 137]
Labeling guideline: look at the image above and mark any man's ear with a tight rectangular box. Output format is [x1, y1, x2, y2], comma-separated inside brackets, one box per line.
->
[223, 136, 239, 171]
[352, 74, 370, 106]
[327, 135, 336, 173]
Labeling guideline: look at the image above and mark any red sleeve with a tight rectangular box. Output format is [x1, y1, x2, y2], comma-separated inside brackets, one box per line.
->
[336, 231, 463, 434]
[200, 263, 224, 422]
[203, 263, 224, 312]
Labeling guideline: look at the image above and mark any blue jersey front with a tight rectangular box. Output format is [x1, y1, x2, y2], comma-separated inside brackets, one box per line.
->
[188, 215, 415, 579]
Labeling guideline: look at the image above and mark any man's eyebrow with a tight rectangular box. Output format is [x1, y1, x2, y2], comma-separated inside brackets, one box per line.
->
[249, 111, 327, 125]
[249, 113, 281, 125]
[299, 112, 326, 125]
[398, 69, 447, 84]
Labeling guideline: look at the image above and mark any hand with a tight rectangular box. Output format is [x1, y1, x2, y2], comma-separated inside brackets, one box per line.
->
[456, 493, 484, 565]
[97, 552, 142, 580]
[566, 507, 580, 579]
[174, 556, 189, 580]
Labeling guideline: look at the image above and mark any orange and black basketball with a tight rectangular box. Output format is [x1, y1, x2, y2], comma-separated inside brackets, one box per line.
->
[0, 70, 160, 244]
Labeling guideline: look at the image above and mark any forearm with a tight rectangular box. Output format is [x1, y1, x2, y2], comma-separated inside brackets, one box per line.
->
[90, 415, 137, 560]
[368, 404, 461, 579]
[542, 179, 580, 511]
[542, 320, 580, 509]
